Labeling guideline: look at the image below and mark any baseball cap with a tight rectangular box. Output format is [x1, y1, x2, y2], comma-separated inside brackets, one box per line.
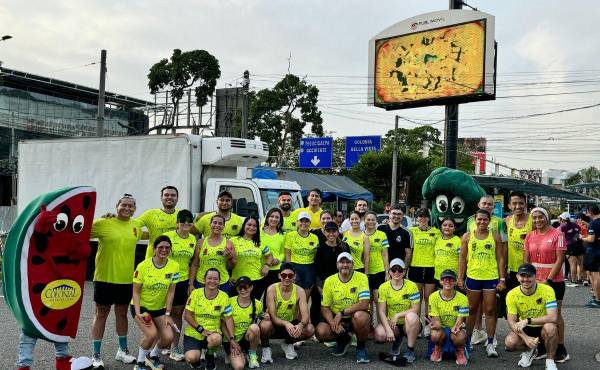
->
[71, 357, 93, 370]
[517, 263, 536, 276]
[415, 208, 430, 217]
[337, 252, 353, 262]
[218, 190, 233, 199]
[236, 276, 253, 287]
[279, 262, 295, 273]
[440, 269, 457, 280]
[558, 212, 570, 220]
[297, 211, 311, 221]
[389, 258, 406, 269]
[324, 221, 339, 231]
[177, 209, 194, 223]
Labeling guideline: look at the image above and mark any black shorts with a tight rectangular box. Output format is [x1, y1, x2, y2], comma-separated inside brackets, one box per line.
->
[523, 326, 542, 338]
[183, 335, 207, 352]
[273, 319, 301, 342]
[567, 242, 585, 257]
[129, 304, 167, 319]
[548, 281, 565, 301]
[223, 338, 250, 355]
[173, 280, 190, 306]
[94, 281, 132, 306]
[408, 266, 436, 284]
[584, 252, 600, 272]
[368, 271, 386, 291]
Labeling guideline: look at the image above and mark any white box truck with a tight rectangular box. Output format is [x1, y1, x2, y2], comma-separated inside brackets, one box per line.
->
[17, 134, 303, 218]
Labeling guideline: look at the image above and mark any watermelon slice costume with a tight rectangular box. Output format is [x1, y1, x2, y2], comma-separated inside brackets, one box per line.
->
[3, 186, 96, 343]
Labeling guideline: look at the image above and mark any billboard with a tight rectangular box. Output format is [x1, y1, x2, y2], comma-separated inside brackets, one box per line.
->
[368, 10, 495, 110]
[459, 137, 487, 173]
[215, 87, 244, 137]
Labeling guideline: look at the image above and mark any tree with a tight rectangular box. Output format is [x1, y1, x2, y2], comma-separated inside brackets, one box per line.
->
[565, 166, 600, 198]
[248, 74, 323, 166]
[147, 49, 221, 131]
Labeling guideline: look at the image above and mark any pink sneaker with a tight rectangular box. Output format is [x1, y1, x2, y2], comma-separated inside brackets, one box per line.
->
[456, 346, 468, 366]
[430, 345, 442, 362]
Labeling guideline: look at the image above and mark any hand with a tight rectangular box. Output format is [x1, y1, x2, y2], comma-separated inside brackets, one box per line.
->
[496, 280, 506, 292]
[514, 319, 527, 333]
[451, 323, 461, 335]
[224, 244, 234, 257]
[165, 315, 174, 328]
[136, 312, 152, 327]
[389, 316, 399, 328]
[292, 324, 304, 338]
[333, 313, 345, 334]
[457, 278, 464, 289]
[34, 205, 58, 233]
[385, 327, 395, 342]
[272, 258, 280, 266]
[261, 265, 269, 277]
[285, 322, 298, 337]
[385, 273, 391, 281]
[262, 312, 270, 321]
[523, 335, 539, 349]
[229, 339, 242, 355]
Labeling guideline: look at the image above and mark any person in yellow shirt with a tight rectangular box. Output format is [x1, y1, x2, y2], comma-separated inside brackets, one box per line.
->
[137, 185, 180, 259]
[183, 268, 237, 370]
[290, 188, 323, 230]
[364, 212, 388, 315]
[261, 208, 286, 289]
[284, 212, 319, 298]
[192, 191, 243, 239]
[433, 218, 461, 282]
[131, 235, 179, 370]
[342, 211, 371, 274]
[505, 191, 532, 290]
[458, 209, 505, 358]
[90, 194, 143, 368]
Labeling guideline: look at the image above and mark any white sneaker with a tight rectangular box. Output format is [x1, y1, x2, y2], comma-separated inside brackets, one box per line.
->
[261, 347, 273, 364]
[545, 359, 558, 370]
[486, 343, 498, 358]
[293, 340, 306, 348]
[423, 324, 431, 337]
[92, 353, 105, 369]
[115, 348, 136, 364]
[161, 348, 170, 356]
[169, 346, 185, 362]
[280, 343, 298, 360]
[518, 347, 537, 367]
[471, 329, 487, 345]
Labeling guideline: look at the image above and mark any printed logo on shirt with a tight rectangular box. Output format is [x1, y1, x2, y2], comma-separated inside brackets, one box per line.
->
[216, 250, 224, 256]
[536, 298, 543, 305]
[309, 242, 315, 246]
[350, 287, 357, 293]
[353, 241, 359, 246]
[232, 225, 238, 230]
[165, 273, 172, 279]
[133, 228, 138, 237]
[454, 305, 460, 312]
[485, 243, 492, 249]
[471, 243, 477, 251]
[396, 236, 402, 242]
[287, 303, 294, 309]
[402, 294, 410, 299]
[446, 243, 453, 248]
[277, 301, 282, 308]
[189, 243, 195, 248]
[375, 239, 380, 242]
[214, 305, 222, 311]
[429, 233, 435, 237]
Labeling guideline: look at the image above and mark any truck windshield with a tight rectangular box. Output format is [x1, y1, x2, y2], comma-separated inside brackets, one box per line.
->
[259, 189, 304, 213]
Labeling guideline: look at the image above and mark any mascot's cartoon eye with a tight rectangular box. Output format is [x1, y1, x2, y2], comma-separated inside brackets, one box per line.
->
[451, 197, 465, 215]
[54, 213, 68, 232]
[436, 195, 448, 213]
[72, 215, 85, 234]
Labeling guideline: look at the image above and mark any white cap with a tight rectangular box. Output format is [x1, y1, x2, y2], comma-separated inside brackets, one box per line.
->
[71, 357, 93, 370]
[337, 252, 353, 262]
[559, 212, 571, 220]
[389, 258, 406, 269]
[297, 211, 311, 221]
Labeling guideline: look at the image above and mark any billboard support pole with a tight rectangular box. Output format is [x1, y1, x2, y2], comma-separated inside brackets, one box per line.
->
[444, 0, 462, 169]
[391, 115, 399, 205]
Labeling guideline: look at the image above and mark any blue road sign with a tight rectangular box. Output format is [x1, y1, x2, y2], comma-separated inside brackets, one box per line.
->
[299, 137, 333, 168]
[345, 135, 381, 168]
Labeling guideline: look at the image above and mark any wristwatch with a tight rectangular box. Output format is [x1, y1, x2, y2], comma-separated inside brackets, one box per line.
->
[527, 318, 532, 325]
[196, 324, 205, 333]
[546, 278, 553, 284]
[340, 309, 345, 316]
[165, 311, 171, 316]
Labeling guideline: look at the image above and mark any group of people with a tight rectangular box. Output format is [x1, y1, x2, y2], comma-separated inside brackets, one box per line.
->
[20, 185, 599, 370]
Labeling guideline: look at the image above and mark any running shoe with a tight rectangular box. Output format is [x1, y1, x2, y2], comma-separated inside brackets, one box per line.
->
[486, 343, 498, 358]
[134, 362, 151, 370]
[585, 300, 600, 308]
[565, 281, 579, 288]
[583, 280, 590, 287]
[471, 329, 487, 345]
[145, 355, 164, 370]
[403, 349, 416, 363]
[518, 347, 537, 367]
[332, 336, 351, 357]
[280, 343, 298, 360]
[92, 353, 104, 369]
[390, 340, 401, 356]
[293, 340, 305, 348]
[595, 351, 600, 363]
[248, 352, 260, 368]
[534, 342, 547, 360]
[169, 346, 185, 362]
[456, 346, 468, 366]
[430, 346, 442, 362]
[115, 348, 136, 364]
[261, 347, 273, 364]
[555, 345, 570, 363]
[324, 341, 337, 348]
[351, 334, 357, 346]
[545, 359, 558, 370]
[422, 324, 431, 337]
[161, 348, 170, 356]
[205, 354, 216, 370]
[356, 348, 370, 363]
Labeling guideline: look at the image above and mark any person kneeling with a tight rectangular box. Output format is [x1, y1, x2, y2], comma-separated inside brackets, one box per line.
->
[315, 253, 371, 363]
[428, 270, 469, 366]
[505, 263, 559, 370]
[260, 263, 315, 362]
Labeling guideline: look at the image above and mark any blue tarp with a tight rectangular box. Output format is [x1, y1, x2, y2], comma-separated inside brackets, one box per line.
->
[252, 167, 373, 202]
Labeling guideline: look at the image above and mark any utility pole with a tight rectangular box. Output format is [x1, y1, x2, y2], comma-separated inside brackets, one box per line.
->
[391, 115, 399, 205]
[10, 115, 16, 205]
[444, 0, 462, 168]
[241, 70, 250, 138]
[96, 49, 107, 137]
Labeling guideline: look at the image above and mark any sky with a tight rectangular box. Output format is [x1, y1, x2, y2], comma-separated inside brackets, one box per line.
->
[1, 0, 599, 175]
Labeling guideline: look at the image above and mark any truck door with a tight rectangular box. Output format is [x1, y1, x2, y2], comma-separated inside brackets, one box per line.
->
[204, 179, 262, 219]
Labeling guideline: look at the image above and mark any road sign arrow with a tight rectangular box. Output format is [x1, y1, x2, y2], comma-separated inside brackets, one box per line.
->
[310, 156, 321, 166]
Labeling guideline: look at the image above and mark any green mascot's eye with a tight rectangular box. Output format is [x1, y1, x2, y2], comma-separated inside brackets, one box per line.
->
[451, 197, 465, 215]
[436, 195, 448, 213]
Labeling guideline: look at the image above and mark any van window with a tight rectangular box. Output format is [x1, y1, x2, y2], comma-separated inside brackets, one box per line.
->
[220, 185, 258, 218]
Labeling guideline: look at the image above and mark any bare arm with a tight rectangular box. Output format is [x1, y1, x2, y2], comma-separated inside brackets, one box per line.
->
[188, 241, 202, 287]
[362, 235, 371, 275]
[132, 283, 143, 316]
[296, 288, 310, 326]
[265, 285, 288, 327]
[458, 233, 469, 286]
[494, 232, 505, 280]
[548, 249, 566, 281]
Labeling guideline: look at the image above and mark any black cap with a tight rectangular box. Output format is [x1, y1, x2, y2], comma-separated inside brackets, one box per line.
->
[517, 263, 536, 276]
[416, 208, 430, 217]
[440, 269, 457, 280]
[177, 209, 194, 223]
[218, 190, 233, 199]
[280, 262, 295, 273]
[324, 221, 339, 231]
[236, 276, 253, 287]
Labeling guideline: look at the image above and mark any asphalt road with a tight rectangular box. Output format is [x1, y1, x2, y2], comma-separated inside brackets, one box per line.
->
[1, 282, 599, 369]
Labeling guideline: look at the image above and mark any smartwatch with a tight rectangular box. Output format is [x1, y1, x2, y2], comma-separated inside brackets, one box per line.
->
[196, 324, 205, 333]
[527, 318, 532, 325]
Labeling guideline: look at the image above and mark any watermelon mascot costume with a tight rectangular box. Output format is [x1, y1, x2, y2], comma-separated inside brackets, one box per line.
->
[3, 186, 96, 370]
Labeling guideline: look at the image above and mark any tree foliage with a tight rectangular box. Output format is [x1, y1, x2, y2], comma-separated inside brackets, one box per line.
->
[148, 49, 221, 130]
[248, 74, 323, 166]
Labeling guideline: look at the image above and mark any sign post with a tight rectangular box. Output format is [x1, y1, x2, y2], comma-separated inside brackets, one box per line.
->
[345, 135, 381, 168]
[299, 137, 333, 169]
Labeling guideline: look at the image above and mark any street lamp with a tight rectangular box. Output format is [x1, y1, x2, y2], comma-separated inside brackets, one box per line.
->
[1, 35, 13, 41]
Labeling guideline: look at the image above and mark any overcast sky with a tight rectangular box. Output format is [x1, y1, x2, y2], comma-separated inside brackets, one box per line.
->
[1, 0, 599, 174]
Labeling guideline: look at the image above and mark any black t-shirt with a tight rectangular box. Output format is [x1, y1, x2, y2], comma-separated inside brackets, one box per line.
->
[378, 223, 411, 261]
[314, 240, 349, 281]
[587, 218, 600, 253]
[311, 229, 327, 246]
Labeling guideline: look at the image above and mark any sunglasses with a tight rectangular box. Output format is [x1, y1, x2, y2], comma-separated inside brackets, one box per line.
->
[441, 277, 456, 282]
[237, 284, 251, 291]
[280, 273, 295, 280]
[390, 267, 404, 273]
